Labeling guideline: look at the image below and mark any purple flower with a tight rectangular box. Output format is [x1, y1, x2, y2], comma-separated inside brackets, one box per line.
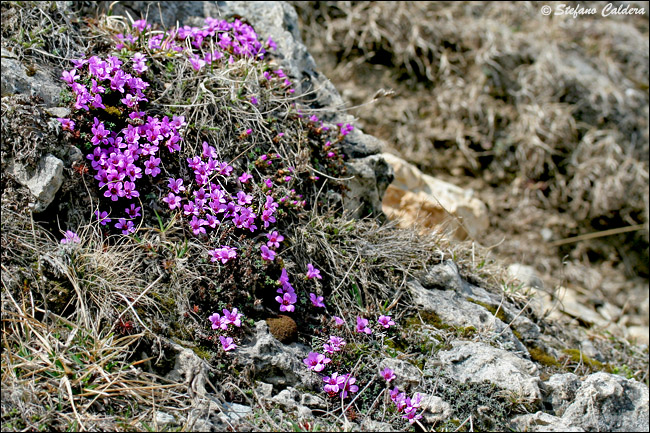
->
[339, 374, 359, 399]
[323, 372, 345, 393]
[378, 315, 395, 329]
[355, 317, 372, 335]
[306, 264, 322, 280]
[275, 292, 296, 313]
[250, 96, 258, 105]
[332, 316, 345, 326]
[303, 352, 331, 372]
[260, 245, 276, 262]
[189, 215, 207, 235]
[189, 54, 206, 71]
[125, 204, 141, 219]
[95, 210, 111, 226]
[236, 190, 253, 206]
[61, 69, 79, 85]
[222, 308, 242, 327]
[132, 19, 149, 32]
[167, 178, 186, 193]
[310, 293, 325, 308]
[104, 182, 123, 201]
[380, 367, 396, 383]
[209, 313, 228, 331]
[57, 118, 75, 131]
[238, 172, 253, 183]
[219, 336, 237, 351]
[208, 246, 238, 264]
[266, 231, 284, 248]
[60, 230, 81, 244]
[323, 335, 346, 354]
[115, 218, 135, 235]
[163, 193, 181, 210]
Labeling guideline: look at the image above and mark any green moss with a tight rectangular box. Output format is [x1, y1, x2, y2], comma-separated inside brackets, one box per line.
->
[405, 311, 451, 330]
[466, 298, 508, 323]
[529, 346, 561, 368]
[562, 348, 613, 373]
[191, 346, 214, 361]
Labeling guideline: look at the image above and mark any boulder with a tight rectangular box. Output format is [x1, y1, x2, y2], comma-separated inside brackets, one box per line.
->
[511, 412, 584, 432]
[9, 154, 64, 213]
[1, 49, 63, 106]
[435, 341, 542, 402]
[561, 372, 649, 432]
[237, 321, 316, 390]
[381, 152, 489, 240]
[542, 373, 581, 417]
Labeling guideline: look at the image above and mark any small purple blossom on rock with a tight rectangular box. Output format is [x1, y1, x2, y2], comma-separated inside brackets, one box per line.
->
[380, 367, 396, 383]
[219, 336, 237, 351]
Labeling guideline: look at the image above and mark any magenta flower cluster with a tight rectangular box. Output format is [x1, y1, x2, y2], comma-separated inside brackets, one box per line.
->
[115, 16, 276, 75]
[209, 308, 243, 352]
[58, 50, 186, 234]
[390, 388, 423, 424]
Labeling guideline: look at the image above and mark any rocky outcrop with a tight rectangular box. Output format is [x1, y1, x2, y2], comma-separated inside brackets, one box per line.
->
[381, 152, 489, 239]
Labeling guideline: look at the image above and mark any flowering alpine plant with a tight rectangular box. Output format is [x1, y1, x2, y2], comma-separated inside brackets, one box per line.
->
[60, 230, 81, 244]
[390, 387, 423, 424]
[303, 352, 331, 372]
[323, 335, 346, 354]
[309, 293, 325, 308]
[306, 263, 322, 280]
[380, 367, 396, 383]
[378, 315, 396, 329]
[355, 316, 373, 335]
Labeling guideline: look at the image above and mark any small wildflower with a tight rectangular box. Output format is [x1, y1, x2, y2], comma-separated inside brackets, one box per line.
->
[60, 230, 81, 244]
[323, 335, 346, 354]
[355, 316, 372, 335]
[222, 308, 242, 327]
[209, 313, 228, 331]
[238, 172, 253, 183]
[57, 118, 75, 131]
[332, 316, 345, 326]
[306, 263, 322, 280]
[95, 210, 111, 226]
[303, 352, 331, 372]
[378, 315, 396, 329]
[323, 372, 345, 393]
[309, 293, 325, 308]
[260, 245, 276, 262]
[380, 367, 396, 383]
[219, 336, 237, 351]
[266, 230, 284, 248]
[339, 374, 359, 399]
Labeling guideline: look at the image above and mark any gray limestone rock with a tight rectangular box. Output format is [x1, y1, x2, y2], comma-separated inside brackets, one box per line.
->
[561, 372, 649, 432]
[9, 154, 64, 213]
[436, 341, 542, 402]
[237, 321, 316, 390]
[1, 56, 63, 106]
[542, 373, 581, 417]
[408, 278, 527, 353]
[419, 394, 453, 425]
[511, 412, 584, 432]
